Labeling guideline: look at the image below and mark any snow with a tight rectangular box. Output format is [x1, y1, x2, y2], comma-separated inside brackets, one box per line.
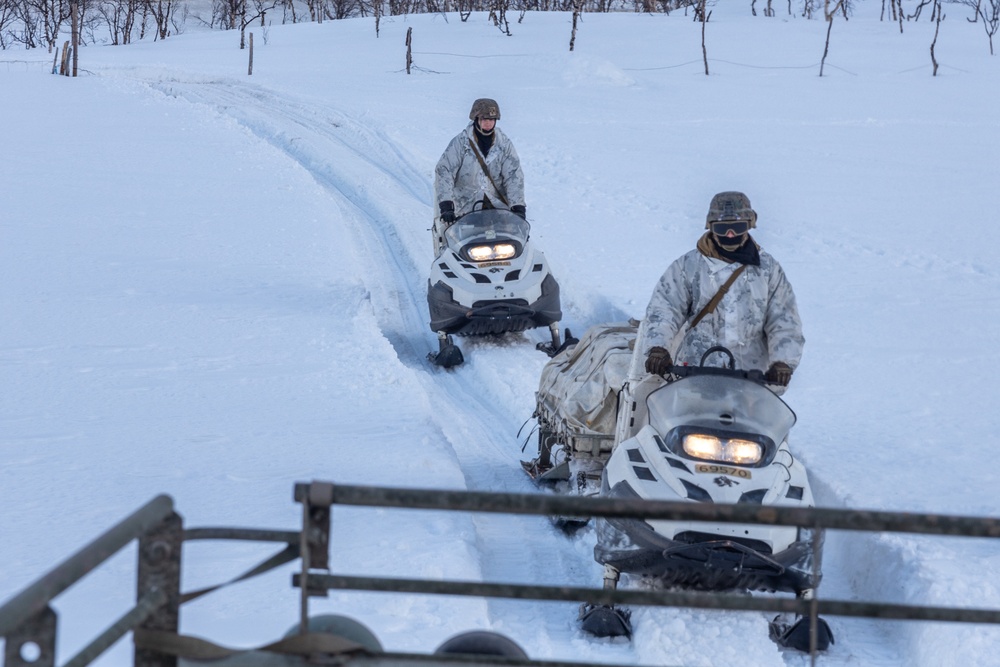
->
[2, 2, 1000, 665]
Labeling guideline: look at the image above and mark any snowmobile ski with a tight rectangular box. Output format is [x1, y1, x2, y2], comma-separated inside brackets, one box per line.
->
[579, 603, 632, 638]
[428, 332, 464, 368]
[769, 613, 835, 652]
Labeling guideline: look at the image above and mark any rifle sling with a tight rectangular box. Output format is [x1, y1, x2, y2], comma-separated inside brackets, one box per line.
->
[689, 264, 748, 329]
[468, 137, 510, 208]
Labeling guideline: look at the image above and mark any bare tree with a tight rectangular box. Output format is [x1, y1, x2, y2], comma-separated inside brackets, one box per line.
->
[930, 0, 942, 74]
[69, 0, 77, 72]
[328, 0, 359, 19]
[95, 0, 145, 45]
[568, 0, 582, 49]
[212, 0, 237, 28]
[819, 0, 844, 76]
[698, 0, 708, 75]
[144, 0, 175, 39]
[218, 0, 278, 48]
[21, 0, 72, 51]
[909, 0, 932, 20]
[488, 0, 511, 34]
[958, 0, 999, 54]
[11, 2, 40, 47]
[0, 0, 17, 48]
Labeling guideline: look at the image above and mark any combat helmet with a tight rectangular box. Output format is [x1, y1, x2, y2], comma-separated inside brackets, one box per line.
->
[705, 191, 757, 229]
[469, 98, 501, 121]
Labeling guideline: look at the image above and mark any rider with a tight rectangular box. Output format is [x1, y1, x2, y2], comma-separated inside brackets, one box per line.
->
[432, 98, 526, 255]
[635, 191, 804, 391]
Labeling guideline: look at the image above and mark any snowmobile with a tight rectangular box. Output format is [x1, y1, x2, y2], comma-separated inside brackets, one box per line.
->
[522, 325, 832, 652]
[427, 207, 568, 368]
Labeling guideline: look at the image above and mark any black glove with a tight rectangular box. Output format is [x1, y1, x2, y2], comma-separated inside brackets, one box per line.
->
[439, 200, 455, 224]
[765, 361, 793, 386]
[645, 346, 673, 376]
[511, 204, 526, 219]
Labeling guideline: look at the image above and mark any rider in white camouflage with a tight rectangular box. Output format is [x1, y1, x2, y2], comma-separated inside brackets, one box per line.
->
[432, 98, 526, 254]
[634, 191, 804, 391]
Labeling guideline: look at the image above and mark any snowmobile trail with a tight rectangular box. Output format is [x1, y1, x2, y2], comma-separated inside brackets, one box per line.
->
[142, 77, 637, 664]
[136, 77, 909, 666]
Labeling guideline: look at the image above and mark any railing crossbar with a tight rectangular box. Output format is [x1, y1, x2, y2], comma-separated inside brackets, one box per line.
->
[183, 528, 299, 544]
[325, 484, 1000, 539]
[299, 573, 1000, 626]
[62, 589, 166, 667]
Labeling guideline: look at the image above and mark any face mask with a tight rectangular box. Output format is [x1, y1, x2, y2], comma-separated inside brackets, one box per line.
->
[713, 232, 747, 252]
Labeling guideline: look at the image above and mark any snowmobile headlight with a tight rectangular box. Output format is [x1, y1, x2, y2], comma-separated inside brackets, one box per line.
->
[466, 243, 516, 262]
[493, 243, 516, 259]
[682, 434, 762, 465]
[726, 438, 763, 465]
[683, 434, 724, 460]
[468, 245, 496, 261]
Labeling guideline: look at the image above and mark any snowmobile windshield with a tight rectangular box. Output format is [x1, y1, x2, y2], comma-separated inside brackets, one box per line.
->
[445, 209, 530, 263]
[646, 375, 796, 449]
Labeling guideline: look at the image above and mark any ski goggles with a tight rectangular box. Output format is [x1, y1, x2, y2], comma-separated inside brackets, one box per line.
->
[710, 220, 750, 236]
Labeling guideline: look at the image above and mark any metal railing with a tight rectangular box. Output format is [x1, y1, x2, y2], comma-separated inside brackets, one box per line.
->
[2, 481, 1000, 667]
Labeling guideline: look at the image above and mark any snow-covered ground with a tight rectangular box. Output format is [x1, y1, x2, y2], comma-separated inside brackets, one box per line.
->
[2, 3, 1000, 665]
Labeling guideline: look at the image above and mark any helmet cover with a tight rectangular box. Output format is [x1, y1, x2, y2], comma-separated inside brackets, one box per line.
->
[705, 191, 757, 229]
[469, 98, 501, 121]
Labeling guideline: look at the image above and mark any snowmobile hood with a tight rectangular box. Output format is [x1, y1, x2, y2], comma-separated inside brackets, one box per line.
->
[646, 374, 796, 448]
[443, 209, 530, 262]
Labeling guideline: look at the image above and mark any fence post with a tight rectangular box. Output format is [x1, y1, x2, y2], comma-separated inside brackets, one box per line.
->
[71, 0, 79, 77]
[134, 512, 182, 667]
[293, 482, 333, 632]
[3, 606, 56, 667]
[406, 27, 412, 74]
[248, 32, 254, 75]
[60, 41, 70, 76]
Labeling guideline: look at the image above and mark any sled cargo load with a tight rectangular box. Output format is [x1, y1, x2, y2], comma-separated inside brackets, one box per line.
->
[531, 320, 639, 469]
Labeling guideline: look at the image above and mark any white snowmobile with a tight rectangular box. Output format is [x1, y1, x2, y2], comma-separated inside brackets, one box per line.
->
[427, 207, 569, 367]
[522, 327, 832, 652]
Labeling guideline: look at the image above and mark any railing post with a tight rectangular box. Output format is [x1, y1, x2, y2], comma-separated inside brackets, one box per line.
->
[293, 481, 333, 632]
[3, 605, 56, 667]
[134, 512, 182, 667]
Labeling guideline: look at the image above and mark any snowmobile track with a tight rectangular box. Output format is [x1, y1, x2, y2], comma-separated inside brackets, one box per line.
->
[144, 78, 636, 663]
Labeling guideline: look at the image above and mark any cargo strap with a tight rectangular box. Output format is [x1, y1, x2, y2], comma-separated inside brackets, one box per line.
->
[180, 543, 300, 604]
[134, 628, 368, 661]
[468, 138, 510, 208]
[690, 264, 748, 329]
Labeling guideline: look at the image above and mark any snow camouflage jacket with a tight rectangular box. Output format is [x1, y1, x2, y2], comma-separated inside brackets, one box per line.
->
[635, 240, 804, 379]
[434, 123, 525, 216]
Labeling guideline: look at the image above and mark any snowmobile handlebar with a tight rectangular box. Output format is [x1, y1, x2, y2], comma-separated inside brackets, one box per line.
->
[665, 345, 768, 384]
